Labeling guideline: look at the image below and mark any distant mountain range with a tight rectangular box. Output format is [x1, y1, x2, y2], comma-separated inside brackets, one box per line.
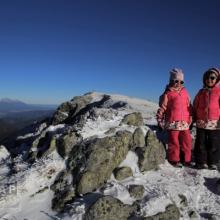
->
[0, 98, 57, 117]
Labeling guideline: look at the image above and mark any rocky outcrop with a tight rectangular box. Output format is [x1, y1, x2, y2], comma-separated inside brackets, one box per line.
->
[84, 196, 136, 220]
[52, 94, 93, 125]
[2, 92, 171, 218]
[51, 130, 134, 210]
[28, 124, 66, 160]
[51, 110, 166, 211]
[52, 94, 112, 126]
[51, 127, 166, 213]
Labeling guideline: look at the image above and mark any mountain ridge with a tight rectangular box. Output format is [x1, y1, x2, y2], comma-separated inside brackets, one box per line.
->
[0, 98, 57, 115]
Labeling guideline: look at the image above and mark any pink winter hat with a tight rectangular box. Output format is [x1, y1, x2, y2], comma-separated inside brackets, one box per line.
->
[169, 68, 184, 81]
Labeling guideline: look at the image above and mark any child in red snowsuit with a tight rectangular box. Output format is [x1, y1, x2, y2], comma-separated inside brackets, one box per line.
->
[157, 68, 192, 167]
[193, 67, 220, 170]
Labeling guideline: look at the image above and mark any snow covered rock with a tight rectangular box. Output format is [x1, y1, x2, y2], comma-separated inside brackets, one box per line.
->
[52, 94, 93, 125]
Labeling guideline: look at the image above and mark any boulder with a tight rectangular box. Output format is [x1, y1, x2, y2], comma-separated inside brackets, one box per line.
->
[76, 130, 133, 195]
[113, 166, 133, 181]
[120, 112, 144, 126]
[133, 127, 145, 148]
[84, 196, 136, 220]
[128, 185, 145, 200]
[57, 132, 81, 158]
[136, 130, 166, 172]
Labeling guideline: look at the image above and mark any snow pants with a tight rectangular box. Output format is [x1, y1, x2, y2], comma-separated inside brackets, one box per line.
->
[168, 130, 192, 163]
[194, 128, 220, 165]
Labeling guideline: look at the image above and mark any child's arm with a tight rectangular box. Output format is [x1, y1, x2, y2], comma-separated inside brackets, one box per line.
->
[156, 93, 168, 128]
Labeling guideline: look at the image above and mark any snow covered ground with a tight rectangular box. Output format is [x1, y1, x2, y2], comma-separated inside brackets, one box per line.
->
[0, 151, 65, 220]
[63, 159, 220, 220]
[0, 92, 220, 220]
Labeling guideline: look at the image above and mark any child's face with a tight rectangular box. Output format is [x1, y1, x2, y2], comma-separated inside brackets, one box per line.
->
[171, 79, 184, 88]
[205, 73, 217, 88]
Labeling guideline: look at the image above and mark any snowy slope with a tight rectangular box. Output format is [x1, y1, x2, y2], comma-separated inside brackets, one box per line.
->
[0, 92, 220, 220]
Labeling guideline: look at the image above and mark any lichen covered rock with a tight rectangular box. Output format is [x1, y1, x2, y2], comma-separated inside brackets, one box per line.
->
[136, 130, 166, 171]
[114, 166, 133, 181]
[120, 112, 144, 126]
[84, 196, 136, 220]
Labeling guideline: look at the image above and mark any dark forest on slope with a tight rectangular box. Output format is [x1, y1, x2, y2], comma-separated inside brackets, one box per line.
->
[0, 110, 55, 143]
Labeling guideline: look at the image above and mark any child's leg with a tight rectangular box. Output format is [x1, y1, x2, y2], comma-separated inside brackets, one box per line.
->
[168, 130, 180, 162]
[179, 130, 192, 162]
[207, 130, 220, 165]
[194, 128, 207, 165]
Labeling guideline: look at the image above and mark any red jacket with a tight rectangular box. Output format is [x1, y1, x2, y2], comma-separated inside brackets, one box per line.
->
[157, 86, 192, 124]
[193, 86, 220, 121]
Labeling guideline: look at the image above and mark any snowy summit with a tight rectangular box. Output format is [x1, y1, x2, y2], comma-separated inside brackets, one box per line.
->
[0, 92, 220, 220]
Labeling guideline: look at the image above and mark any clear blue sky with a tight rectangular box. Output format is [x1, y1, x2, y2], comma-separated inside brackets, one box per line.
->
[0, 0, 219, 104]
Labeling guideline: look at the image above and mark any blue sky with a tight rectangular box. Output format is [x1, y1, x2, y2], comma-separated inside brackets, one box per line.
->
[0, 0, 219, 104]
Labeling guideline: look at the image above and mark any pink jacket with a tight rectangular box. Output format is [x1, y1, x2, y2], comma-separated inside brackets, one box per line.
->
[157, 86, 192, 128]
[193, 86, 220, 121]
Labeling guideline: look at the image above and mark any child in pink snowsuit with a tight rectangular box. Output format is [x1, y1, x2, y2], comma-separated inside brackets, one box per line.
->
[193, 67, 220, 170]
[157, 68, 192, 167]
